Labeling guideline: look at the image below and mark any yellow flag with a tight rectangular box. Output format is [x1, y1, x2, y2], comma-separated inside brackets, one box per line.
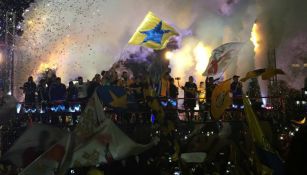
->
[240, 68, 266, 82]
[128, 11, 178, 50]
[243, 96, 270, 149]
[261, 68, 285, 80]
[243, 96, 284, 175]
[211, 79, 232, 120]
[240, 68, 285, 82]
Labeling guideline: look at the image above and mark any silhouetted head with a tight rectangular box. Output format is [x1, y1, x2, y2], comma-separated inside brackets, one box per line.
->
[189, 76, 194, 83]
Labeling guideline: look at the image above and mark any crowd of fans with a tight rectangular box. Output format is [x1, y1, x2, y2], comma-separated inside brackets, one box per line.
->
[1, 63, 303, 175]
[20, 66, 246, 123]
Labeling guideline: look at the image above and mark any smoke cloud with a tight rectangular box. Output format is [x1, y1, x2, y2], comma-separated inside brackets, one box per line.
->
[16, 0, 255, 82]
[255, 0, 307, 89]
[14, 0, 307, 100]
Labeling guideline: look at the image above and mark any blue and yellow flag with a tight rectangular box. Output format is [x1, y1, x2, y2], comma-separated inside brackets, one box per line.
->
[243, 96, 284, 175]
[128, 11, 178, 50]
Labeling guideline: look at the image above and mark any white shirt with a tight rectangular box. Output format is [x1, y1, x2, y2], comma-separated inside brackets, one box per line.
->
[75, 83, 88, 99]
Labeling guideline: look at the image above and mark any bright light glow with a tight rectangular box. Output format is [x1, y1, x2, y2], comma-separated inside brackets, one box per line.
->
[168, 40, 211, 84]
[194, 42, 211, 75]
[292, 64, 300, 68]
[16, 103, 22, 114]
[165, 51, 174, 60]
[27, 20, 33, 26]
[37, 62, 57, 73]
[265, 105, 273, 110]
[34, 37, 72, 78]
[250, 23, 260, 52]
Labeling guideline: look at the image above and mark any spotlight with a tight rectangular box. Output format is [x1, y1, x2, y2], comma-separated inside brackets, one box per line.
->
[16, 103, 22, 114]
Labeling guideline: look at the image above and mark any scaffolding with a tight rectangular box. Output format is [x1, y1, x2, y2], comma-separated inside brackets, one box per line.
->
[4, 11, 16, 95]
[267, 48, 281, 109]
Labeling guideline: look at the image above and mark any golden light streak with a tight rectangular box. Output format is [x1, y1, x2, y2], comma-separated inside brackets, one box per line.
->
[292, 117, 306, 125]
[0, 52, 3, 64]
[250, 23, 260, 52]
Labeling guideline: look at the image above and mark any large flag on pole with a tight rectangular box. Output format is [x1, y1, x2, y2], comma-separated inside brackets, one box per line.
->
[211, 79, 232, 120]
[203, 42, 243, 76]
[243, 96, 284, 175]
[128, 11, 178, 50]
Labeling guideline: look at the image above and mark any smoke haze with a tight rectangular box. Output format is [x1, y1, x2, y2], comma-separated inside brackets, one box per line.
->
[14, 0, 307, 99]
